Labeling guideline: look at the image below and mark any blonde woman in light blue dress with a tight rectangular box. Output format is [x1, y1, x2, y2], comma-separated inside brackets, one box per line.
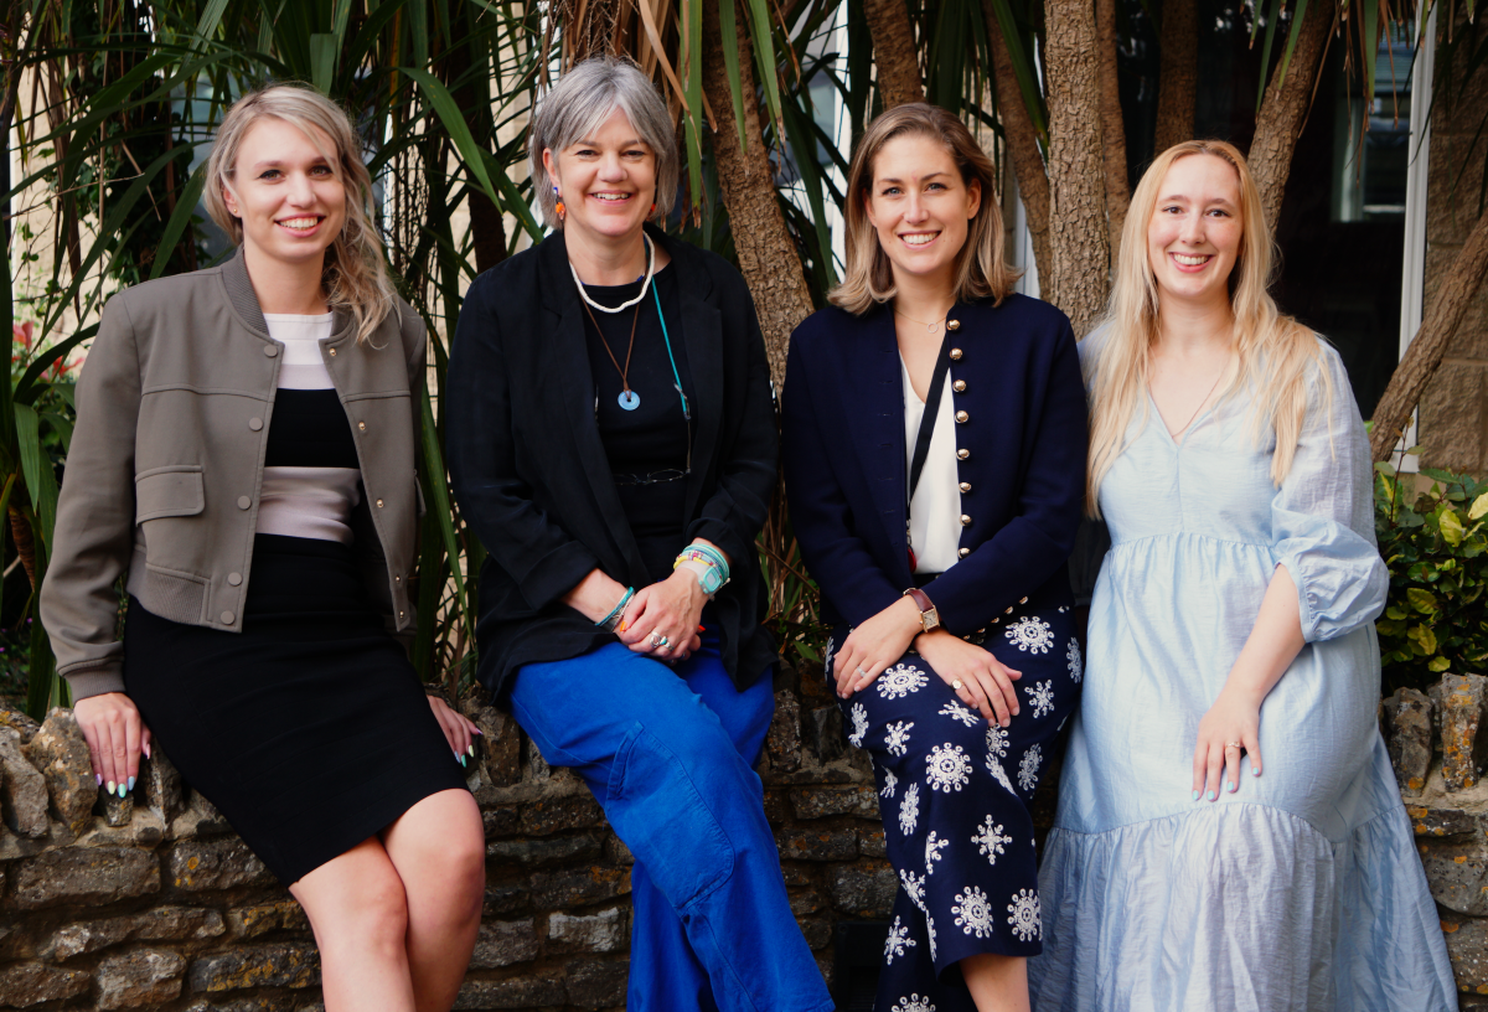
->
[1029, 140, 1456, 1012]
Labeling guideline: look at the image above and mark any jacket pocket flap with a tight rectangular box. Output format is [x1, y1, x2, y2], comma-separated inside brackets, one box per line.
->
[135, 467, 205, 522]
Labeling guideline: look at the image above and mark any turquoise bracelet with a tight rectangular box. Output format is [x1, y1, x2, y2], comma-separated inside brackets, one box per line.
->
[596, 587, 635, 631]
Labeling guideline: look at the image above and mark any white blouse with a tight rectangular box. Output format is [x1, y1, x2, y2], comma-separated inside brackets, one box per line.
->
[900, 356, 963, 574]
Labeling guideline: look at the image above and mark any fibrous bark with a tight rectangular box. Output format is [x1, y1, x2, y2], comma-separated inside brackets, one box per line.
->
[1095, 0, 1129, 263]
[1153, 0, 1198, 154]
[1370, 210, 1488, 461]
[1249, 0, 1333, 231]
[862, 0, 923, 107]
[701, 0, 815, 392]
[984, 5, 1051, 284]
[1042, 0, 1112, 335]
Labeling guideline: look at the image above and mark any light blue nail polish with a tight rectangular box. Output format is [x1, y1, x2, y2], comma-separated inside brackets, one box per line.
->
[1253, 767, 1261, 776]
[1227, 780, 1236, 793]
[1207, 790, 1217, 801]
[1191, 790, 1200, 801]
[118, 783, 127, 798]
[127, 776, 136, 792]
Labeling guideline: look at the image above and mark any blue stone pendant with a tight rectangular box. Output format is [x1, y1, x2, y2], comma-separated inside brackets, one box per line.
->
[618, 390, 641, 411]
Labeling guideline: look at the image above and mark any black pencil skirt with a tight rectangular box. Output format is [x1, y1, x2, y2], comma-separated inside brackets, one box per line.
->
[123, 534, 469, 885]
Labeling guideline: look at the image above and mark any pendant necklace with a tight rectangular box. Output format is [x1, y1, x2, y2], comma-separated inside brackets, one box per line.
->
[576, 238, 654, 411]
[574, 239, 657, 407]
[894, 307, 950, 335]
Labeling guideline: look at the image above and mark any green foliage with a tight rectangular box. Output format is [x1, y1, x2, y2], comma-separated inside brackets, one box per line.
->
[1374, 460, 1488, 693]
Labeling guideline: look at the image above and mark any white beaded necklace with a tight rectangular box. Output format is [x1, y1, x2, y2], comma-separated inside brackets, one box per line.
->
[569, 237, 656, 313]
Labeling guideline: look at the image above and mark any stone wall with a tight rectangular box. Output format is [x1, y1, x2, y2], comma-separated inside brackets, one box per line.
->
[6, 659, 1487, 1011]
[0, 659, 899, 1011]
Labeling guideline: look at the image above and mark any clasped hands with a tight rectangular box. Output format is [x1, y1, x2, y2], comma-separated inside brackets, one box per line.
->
[832, 595, 1022, 727]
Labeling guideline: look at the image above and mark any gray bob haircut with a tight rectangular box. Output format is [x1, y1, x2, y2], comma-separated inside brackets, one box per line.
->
[529, 57, 679, 229]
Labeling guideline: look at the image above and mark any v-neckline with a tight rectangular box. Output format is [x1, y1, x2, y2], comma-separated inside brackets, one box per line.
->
[1149, 387, 1214, 448]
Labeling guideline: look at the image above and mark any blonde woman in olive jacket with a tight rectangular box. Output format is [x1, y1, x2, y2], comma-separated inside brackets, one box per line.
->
[39, 85, 485, 1012]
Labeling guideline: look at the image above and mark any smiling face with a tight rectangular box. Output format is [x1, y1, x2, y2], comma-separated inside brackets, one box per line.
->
[543, 106, 656, 248]
[1146, 152, 1244, 311]
[222, 116, 346, 273]
[864, 132, 981, 290]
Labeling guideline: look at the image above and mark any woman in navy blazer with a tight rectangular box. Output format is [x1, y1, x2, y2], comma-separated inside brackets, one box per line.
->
[782, 104, 1087, 1012]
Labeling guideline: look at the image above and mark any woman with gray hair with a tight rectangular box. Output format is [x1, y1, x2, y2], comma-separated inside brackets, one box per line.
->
[447, 56, 832, 1012]
[41, 84, 486, 1010]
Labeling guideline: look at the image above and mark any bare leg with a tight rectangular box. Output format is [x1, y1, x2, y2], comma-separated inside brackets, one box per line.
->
[962, 953, 1030, 1012]
[380, 788, 486, 1012]
[290, 839, 417, 1012]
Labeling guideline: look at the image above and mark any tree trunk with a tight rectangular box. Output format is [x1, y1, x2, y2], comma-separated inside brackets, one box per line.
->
[1042, 0, 1111, 335]
[983, 4, 1052, 286]
[1095, 0, 1129, 261]
[1249, 0, 1333, 230]
[701, 0, 815, 392]
[1152, 0, 1198, 154]
[862, 0, 923, 107]
[1370, 210, 1488, 461]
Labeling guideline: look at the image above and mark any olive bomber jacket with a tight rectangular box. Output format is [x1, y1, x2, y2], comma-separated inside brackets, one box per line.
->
[39, 249, 427, 701]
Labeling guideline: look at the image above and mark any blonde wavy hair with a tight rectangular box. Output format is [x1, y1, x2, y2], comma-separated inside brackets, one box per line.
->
[829, 103, 1018, 314]
[1085, 139, 1326, 513]
[204, 84, 396, 345]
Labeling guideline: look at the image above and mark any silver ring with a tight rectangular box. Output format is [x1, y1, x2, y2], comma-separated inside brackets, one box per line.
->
[856, 666, 868, 678]
[1224, 741, 1243, 750]
[952, 678, 965, 691]
[650, 632, 671, 649]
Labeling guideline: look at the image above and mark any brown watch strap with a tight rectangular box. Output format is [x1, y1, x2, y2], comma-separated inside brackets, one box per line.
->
[903, 587, 941, 632]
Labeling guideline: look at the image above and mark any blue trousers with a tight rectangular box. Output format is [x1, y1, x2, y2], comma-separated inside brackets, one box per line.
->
[510, 637, 834, 1012]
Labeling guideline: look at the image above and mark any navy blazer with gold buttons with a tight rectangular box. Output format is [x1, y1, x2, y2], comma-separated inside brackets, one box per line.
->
[781, 294, 1087, 637]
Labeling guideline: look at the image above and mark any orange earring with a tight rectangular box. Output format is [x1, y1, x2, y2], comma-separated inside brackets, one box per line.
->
[650, 202, 657, 215]
[553, 185, 566, 222]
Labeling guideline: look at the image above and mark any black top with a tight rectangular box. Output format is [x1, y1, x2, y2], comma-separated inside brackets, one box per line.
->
[266, 389, 360, 468]
[581, 266, 694, 583]
[446, 224, 780, 700]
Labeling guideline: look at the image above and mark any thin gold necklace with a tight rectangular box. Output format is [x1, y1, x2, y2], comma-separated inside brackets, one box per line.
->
[894, 307, 952, 335]
[1162, 360, 1229, 439]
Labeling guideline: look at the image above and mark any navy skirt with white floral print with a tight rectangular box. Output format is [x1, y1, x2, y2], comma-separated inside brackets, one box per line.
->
[829, 603, 1082, 1012]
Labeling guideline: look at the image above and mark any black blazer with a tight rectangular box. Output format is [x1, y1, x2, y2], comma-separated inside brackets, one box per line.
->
[447, 225, 779, 699]
[781, 295, 1087, 637]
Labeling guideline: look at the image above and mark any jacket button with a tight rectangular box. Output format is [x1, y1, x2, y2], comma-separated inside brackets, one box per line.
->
[328, 348, 337, 357]
[221, 611, 235, 624]
[959, 514, 972, 526]
[959, 481, 971, 493]
[227, 572, 242, 586]
[1020, 596, 1029, 604]
[398, 610, 405, 619]
[957, 448, 969, 460]
[947, 319, 961, 331]
[263, 345, 278, 357]
[1005, 605, 1015, 614]
[248, 417, 263, 431]
[949, 348, 963, 361]
[395, 575, 402, 584]
[958, 547, 970, 558]
[955, 410, 969, 423]
[375, 499, 385, 508]
[237, 496, 251, 510]
[357, 421, 366, 431]
[953, 379, 966, 393]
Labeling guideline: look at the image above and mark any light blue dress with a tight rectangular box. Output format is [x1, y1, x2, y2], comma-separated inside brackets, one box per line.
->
[1030, 333, 1457, 1012]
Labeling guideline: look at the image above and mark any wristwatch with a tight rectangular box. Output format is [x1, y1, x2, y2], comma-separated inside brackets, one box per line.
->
[903, 588, 941, 633]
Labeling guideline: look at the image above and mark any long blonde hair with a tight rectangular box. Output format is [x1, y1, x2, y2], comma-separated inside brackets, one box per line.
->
[1085, 139, 1324, 512]
[829, 103, 1018, 314]
[204, 84, 396, 345]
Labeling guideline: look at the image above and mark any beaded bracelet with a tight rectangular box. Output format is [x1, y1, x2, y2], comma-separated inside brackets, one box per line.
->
[596, 587, 635, 632]
[674, 543, 730, 596]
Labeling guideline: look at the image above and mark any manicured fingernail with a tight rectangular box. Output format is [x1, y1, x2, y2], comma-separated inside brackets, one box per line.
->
[459, 754, 468, 767]
[127, 777, 136, 792]
[143, 742, 151, 759]
[119, 783, 128, 798]
[473, 728, 484, 736]
[1207, 790, 1217, 801]
[95, 773, 103, 786]
[1252, 767, 1261, 776]
[106, 780, 115, 794]
[618, 621, 628, 632]
[1192, 790, 1200, 801]
[1227, 780, 1236, 793]
[467, 744, 475, 757]
[697, 624, 706, 632]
